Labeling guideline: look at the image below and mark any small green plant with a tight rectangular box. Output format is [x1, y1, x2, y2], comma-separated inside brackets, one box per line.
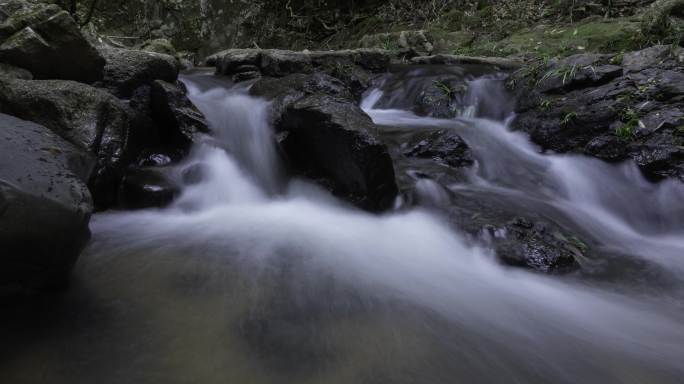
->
[615, 108, 640, 140]
[615, 123, 636, 140]
[539, 99, 553, 111]
[433, 80, 461, 99]
[561, 111, 577, 126]
[537, 64, 578, 86]
[610, 51, 625, 65]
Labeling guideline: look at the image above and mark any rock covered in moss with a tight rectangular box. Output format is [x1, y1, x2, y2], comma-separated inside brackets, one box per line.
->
[0, 0, 104, 83]
[359, 30, 435, 56]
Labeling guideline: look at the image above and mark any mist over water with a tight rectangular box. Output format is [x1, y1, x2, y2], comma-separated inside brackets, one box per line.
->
[3, 69, 684, 383]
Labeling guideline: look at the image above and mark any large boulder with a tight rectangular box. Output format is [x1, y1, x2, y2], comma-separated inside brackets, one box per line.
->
[0, 0, 104, 83]
[0, 113, 93, 294]
[250, 73, 398, 211]
[98, 46, 179, 98]
[150, 80, 209, 149]
[0, 78, 131, 207]
[278, 94, 398, 212]
[0, 62, 31, 79]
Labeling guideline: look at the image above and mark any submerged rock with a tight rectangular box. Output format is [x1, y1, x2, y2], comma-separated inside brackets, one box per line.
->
[119, 167, 179, 209]
[404, 129, 474, 168]
[493, 218, 581, 273]
[0, 0, 104, 83]
[0, 113, 93, 294]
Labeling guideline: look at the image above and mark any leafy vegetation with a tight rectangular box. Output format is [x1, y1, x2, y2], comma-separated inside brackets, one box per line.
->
[561, 111, 577, 126]
[615, 107, 641, 140]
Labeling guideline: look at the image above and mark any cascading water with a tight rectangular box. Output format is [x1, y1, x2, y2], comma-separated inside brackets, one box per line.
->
[2, 69, 683, 384]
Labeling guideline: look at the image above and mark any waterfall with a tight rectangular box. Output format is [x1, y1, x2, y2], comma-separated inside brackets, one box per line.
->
[3, 69, 683, 384]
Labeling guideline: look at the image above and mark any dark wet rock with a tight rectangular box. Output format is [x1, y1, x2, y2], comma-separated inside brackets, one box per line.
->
[0, 1, 104, 83]
[378, 124, 585, 274]
[214, 48, 390, 99]
[250, 72, 398, 209]
[536, 64, 623, 94]
[118, 167, 179, 209]
[150, 80, 209, 150]
[250, 73, 352, 126]
[0, 62, 31, 79]
[413, 77, 467, 118]
[0, 113, 93, 294]
[136, 152, 174, 167]
[232, 71, 261, 83]
[493, 218, 581, 274]
[639, 107, 684, 134]
[0, 77, 133, 207]
[584, 135, 629, 161]
[622, 45, 673, 72]
[404, 129, 474, 168]
[628, 130, 684, 180]
[512, 47, 684, 181]
[278, 94, 398, 212]
[515, 97, 620, 154]
[98, 47, 179, 98]
[410, 54, 522, 69]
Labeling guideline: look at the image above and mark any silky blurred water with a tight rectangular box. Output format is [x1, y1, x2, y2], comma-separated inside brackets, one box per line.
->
[2, 69, 683, 384]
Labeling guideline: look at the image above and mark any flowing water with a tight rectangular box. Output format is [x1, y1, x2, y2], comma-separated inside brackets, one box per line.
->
[2, 68, 684, 384]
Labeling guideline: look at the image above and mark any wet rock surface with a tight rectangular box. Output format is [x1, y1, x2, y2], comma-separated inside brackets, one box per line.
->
[97, 46, 179, 98]
[250, 72, 398, 211]
[512, 46, 684, 181]
[403, 128, 474, 168]
[118, 167, 180, 209]
[0, 113, 93, 294]
[0, 77, 131, 207]
[0, 0, 104, 83]
[380, 126, 584, 274]
[279, 94, 398, 212]
[214, 48, 391, 99]
[150, 80, 209, 149]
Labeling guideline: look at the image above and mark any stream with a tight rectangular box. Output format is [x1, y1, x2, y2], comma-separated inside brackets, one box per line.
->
[2, 67, 683, 384]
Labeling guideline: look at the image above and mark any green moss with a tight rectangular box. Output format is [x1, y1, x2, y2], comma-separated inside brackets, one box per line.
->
[466, 18, 645, 58]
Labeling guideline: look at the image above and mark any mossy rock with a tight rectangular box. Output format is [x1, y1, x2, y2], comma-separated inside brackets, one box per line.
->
[466, 18, 645, 58]
[139, 38, 177, 56]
